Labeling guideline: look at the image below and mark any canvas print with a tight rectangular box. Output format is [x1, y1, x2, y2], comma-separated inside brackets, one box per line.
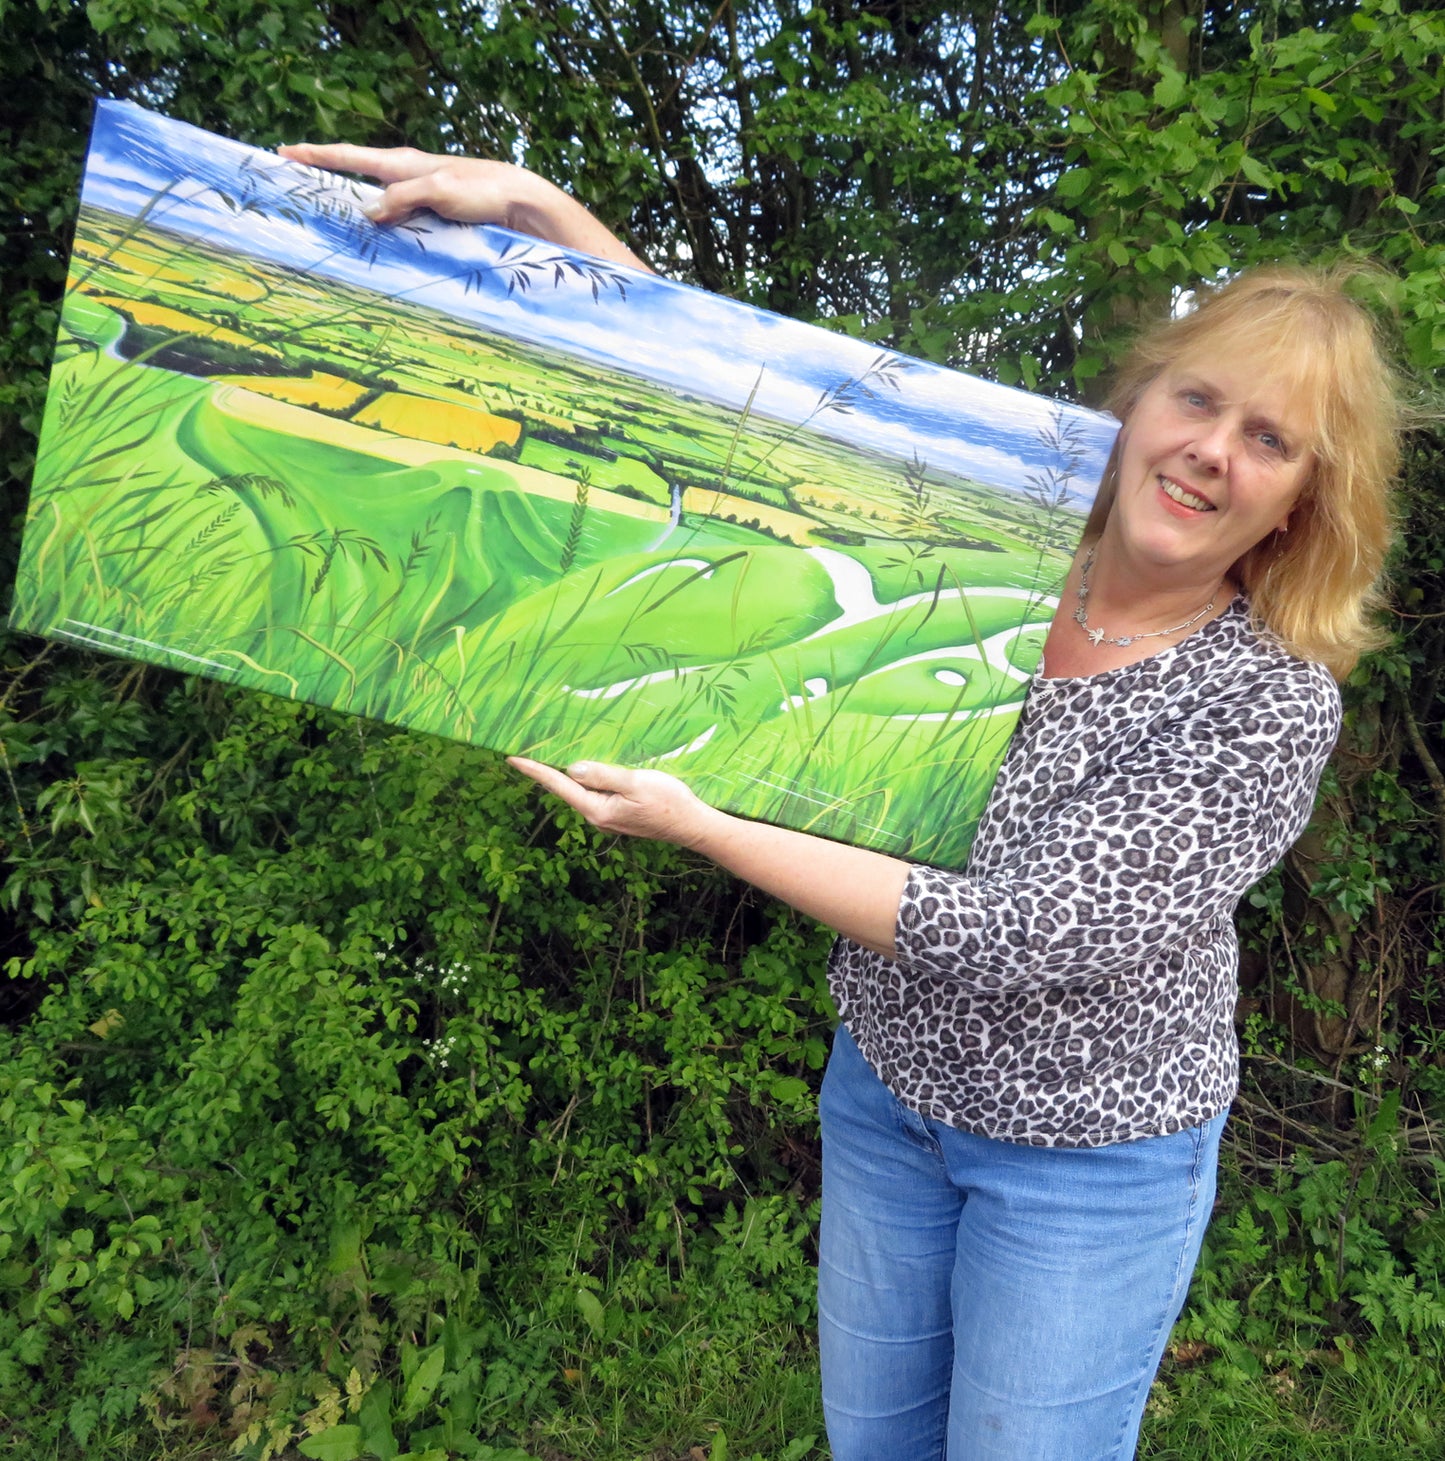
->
[10, 101, 1118, 868]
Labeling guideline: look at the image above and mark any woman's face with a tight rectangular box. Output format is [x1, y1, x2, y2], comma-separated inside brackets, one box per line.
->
[1108, 357, 1314, 584]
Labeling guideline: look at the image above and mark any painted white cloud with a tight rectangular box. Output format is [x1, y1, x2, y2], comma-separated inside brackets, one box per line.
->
[82, 101, 1118, 503]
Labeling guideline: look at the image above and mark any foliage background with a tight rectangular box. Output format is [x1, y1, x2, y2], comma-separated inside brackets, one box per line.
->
[0, 0, 1441, 1457]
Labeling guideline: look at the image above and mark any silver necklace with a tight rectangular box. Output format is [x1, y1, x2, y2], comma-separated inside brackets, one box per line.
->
[1072, 546, 1222, 648]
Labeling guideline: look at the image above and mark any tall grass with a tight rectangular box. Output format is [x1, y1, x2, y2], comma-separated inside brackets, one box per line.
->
[15, 213, 1078, 867]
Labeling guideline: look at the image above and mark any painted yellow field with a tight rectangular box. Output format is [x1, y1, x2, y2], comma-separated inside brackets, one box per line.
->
[89, 294, 284, 358]
[210, 386, 670, 523]
[680, 486, 817, 545]
[74, 239, 153, 277]
[74, 239, 274, 305]
[354, 393, 523, 454]
[794, 478, 922, 533]
[382, 377, 504, 411]
[795, 479, 894, 515]
[216, 372, 371, 411]
[209, 274, 271, 304]
[154, 269, 271, 303]
[526, 409, 581, 434]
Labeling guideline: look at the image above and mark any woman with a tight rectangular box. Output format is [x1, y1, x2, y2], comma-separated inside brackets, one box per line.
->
[281, 144, 1401, 1459]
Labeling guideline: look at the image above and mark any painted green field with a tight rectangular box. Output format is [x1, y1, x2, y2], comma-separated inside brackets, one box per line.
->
[13, 207, 1085, 866]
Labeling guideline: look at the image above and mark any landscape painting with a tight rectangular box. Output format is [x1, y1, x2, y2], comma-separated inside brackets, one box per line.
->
[10, 100, 1118, 869]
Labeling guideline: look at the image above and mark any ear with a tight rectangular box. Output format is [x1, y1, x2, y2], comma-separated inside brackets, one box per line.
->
[1278, 458, 1318, 536]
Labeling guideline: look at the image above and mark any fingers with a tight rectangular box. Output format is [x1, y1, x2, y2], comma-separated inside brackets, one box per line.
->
[506, 756, 629, 822]
[279, 150, 522, 228]
[276, 142, 445, 185]
[565, 760, 636, 795]
[506, 755, 598, 813]
[363, 169, 508, 227]
[507, 757, 703, 845]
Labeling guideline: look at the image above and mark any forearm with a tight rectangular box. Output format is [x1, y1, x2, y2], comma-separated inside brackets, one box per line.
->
[507, 756, 909, 954]
[686, 805, 911, 958]
[507, 178, 653, 273]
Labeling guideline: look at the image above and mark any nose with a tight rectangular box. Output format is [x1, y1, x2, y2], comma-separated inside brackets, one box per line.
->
[1185, 419, 1231, 475]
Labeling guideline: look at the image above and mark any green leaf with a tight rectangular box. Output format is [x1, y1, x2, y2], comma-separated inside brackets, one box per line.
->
[84, 0, 118, 35]
[1054, 167, 1092, 201]
[286, 71, 352, 110]
[1302, 86, 1337, 114]
[327, 1218, 364, 1274]
[768, 1075, 809, 1103]
[67, 1394, 99, 1449]
[349, 88, 386, 122]
[576, 1286, 607, 1340]
[1152, 69, 1186, 110]
[399, 1345, 445, 1419]
[298, 1428, 364, 1461]
[1239, 155, 1276, 190]
[359, 1377, 399, 1461]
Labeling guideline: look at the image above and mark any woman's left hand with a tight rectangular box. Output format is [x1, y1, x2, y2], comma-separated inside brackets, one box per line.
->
[275, 143, 651, 272]
[507, 757, 717, 848]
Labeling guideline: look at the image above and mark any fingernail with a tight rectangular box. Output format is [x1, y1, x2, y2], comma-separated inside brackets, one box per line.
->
[360, 202, 383, 221]
[569, 762, 593, 778]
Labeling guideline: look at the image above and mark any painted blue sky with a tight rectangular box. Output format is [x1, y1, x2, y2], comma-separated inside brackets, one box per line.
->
[81, 100, 1117, 503]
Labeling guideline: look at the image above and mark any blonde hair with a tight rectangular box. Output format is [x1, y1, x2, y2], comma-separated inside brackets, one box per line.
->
[1084, 264, 1401, 680]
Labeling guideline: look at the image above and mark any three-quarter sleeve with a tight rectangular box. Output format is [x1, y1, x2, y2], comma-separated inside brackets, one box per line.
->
[891, 663, 1341, 992]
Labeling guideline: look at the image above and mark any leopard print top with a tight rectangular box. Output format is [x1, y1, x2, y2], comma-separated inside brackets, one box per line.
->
[828, 598, 1341, 1148]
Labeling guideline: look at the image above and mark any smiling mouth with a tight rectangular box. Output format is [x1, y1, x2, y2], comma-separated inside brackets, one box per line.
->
[1159, 477, 1216, 512]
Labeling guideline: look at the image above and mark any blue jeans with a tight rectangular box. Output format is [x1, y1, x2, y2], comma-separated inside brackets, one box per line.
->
[818, 1026, 1225, 1461]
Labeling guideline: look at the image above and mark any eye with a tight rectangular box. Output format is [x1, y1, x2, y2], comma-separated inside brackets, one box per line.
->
[1256, 429, 1286, 454]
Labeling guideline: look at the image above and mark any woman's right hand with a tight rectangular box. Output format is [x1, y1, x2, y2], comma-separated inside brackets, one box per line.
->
[275, 143, 651, 272]
[507, 757, 719, 848]
[507, 756, 911, 957]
